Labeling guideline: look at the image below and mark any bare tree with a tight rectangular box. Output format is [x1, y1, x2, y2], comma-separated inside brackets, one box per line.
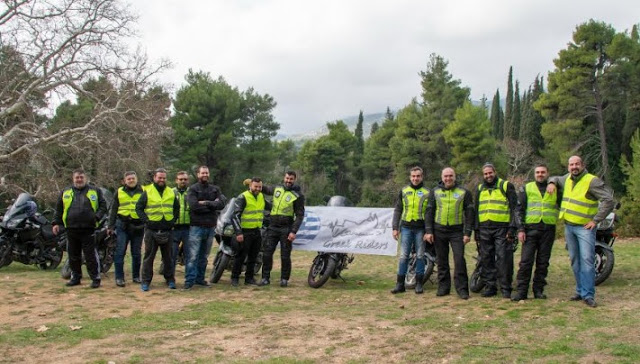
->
[502, 138, 534, 176]
[0, 0, 170, 203]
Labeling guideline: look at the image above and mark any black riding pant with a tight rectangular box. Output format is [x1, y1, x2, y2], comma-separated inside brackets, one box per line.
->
[141, 229, 174, 285]
[231, 228, 262, 281]
[478, 227, 513, 293]
[434, 229, 468, 294]
[262, 227, 292, 280]
[67, 228, 100, 281]
[516, 227, 555, 295]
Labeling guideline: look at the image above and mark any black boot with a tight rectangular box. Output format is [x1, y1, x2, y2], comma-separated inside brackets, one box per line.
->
[390, 275, 406, 294]
[415, 275, 424, 294]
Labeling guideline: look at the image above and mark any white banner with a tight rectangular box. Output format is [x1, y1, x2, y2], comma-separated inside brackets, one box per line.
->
[292, 206, 397, 256]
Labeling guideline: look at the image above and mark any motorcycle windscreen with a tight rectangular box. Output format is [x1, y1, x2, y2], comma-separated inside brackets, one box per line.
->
[2, 193, 36, 228]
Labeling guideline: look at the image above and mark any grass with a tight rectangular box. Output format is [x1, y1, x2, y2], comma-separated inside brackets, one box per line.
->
[0, 239, 639, 363]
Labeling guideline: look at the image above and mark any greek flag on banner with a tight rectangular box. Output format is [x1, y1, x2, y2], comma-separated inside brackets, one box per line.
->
[293, 206, 397, 256]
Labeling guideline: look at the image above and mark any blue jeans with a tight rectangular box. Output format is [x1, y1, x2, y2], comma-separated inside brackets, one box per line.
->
[398, 226, 425, 276]
[565, 224, 596, 299]
[184, 226, 215, 285]
[113, 220, 144, 281]
[172, 226, 190, 276]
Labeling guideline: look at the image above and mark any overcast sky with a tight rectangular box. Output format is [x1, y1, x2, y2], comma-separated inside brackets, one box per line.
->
[131, 0, 638, 134]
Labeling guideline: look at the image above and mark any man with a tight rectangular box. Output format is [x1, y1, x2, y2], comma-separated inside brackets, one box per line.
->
[391, 166, 429, 294]
[108, 171, 145, 287]
[185, 166, 226, 290]
[135, 168, 179, 291]
[512, 164, 560, 301]
[53, 169, 107, 288]
[230, 177, 271, 286]
[425, 167, 474, 299]
[475, 163, 521, 298]
[172, 171, 190, 277]
[547, 156, 614, 308]
[260, 171, 305, 287]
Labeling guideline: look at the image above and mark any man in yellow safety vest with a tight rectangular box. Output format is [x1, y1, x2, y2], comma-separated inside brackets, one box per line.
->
[547, 156, 614, 308]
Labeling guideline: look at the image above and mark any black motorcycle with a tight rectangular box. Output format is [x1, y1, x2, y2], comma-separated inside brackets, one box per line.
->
[404, 242, 437, 289]
[594, 203, 619, 285]
[307, 195, 356, 289]
[209, 197, 263, 284]
[0, 193, 65, 270]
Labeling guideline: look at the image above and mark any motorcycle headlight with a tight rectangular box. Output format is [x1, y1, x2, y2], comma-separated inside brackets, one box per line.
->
[223, 225, 235, 237]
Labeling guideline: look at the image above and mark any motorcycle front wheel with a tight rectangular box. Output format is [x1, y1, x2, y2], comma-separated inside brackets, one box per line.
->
[39, 246, 63, 270]
[308, 254, 336, 288]
[469, 263, 484, 293]
[60, 258, 71, 279]
[595, 245, 615, 286]
[0, 239, 13, 268]
[210, 251, 230, 283]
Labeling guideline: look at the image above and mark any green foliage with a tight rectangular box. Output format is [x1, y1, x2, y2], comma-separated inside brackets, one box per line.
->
[490, 89, 503, 139]
[361, 114, 398, 207]
[168, 70, 279, 196]
[443, 101, 497, 181]
[619, 130, 640, 235]
[294, 121, 357, 204]
[503, 66, 514, 139]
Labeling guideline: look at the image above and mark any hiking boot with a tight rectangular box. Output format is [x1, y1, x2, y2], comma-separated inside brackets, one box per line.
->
[511, 292, 527, 302]
[167, 281, 176, 289]
[141, 283, 150, 292]
[533, 291, 547, 299]
[280, 279, 288, 287]
[115, 279, 125, 287]
[390, 275, 406, 294]
[90, 280, 101, 289]
[65, 279, 81, 287]
[584, 298, 598, 308]
[415, 275, 424, 294]
[258, 278, 270, 286]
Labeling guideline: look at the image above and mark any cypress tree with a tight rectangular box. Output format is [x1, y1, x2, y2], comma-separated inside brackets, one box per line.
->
[504, 66, 514, 139]
[512, 80, 521, 139]
[490, 89, 503, 139]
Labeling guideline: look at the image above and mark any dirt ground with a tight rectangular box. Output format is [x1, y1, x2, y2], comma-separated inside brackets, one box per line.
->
[1, 241, 640, 363]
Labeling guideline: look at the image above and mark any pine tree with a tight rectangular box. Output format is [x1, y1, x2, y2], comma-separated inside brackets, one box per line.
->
[503, 66, 514, 139]
[490, 89, 503, 139]
[512, 80, 521, 139]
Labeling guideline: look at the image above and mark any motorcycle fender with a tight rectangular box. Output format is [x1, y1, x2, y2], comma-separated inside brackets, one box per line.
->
[596, 241, 613, 252]
[219, 241, 236, 256]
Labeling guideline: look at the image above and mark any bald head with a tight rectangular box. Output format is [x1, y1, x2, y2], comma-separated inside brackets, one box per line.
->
[441, 167, 456, 189]
[568, 155, 584, 176]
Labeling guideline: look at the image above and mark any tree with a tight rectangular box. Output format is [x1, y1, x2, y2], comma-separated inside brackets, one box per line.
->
[361, 113, 397, 206]
[503, 67, 514, 139]
[490, 89, 503, 139]
[536, 20, 624, 181]
[169, 71, 244, 191]
[442, 101, 497, 181]
[511, 80, 521, 139]
[0, 0, 168, 162]
[0, 0, 169, 201]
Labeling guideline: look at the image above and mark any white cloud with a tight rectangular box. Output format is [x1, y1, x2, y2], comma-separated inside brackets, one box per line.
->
[130, 0, 638, 133]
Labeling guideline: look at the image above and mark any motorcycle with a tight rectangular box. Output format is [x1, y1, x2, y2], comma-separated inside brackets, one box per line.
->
[307, 195, 356, 288]
[594, 203, 619, 285]
[209, 197, 263, 284]
[404, 242, 437, 289]
[59, 187, 116, 279]
[0, 193, 65, 270]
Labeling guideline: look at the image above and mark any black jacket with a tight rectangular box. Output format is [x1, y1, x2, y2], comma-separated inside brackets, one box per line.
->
[231, 191, 273, 235]
[53, 185, 107, 230]
[425, 182, 474, 237]
[392, 182, 427, 230]
[187, 181, 226, 228]
[135, 184, 180, 231]
[262, 184, 305, 233]
[108, 184, 144, 229]
[474, 178, 521, 231]
[518, 180, 562, 231]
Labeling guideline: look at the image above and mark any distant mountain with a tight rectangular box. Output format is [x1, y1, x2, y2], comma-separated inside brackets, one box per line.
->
[275, 111, 391, 144]
[276, 99, 487, 144]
